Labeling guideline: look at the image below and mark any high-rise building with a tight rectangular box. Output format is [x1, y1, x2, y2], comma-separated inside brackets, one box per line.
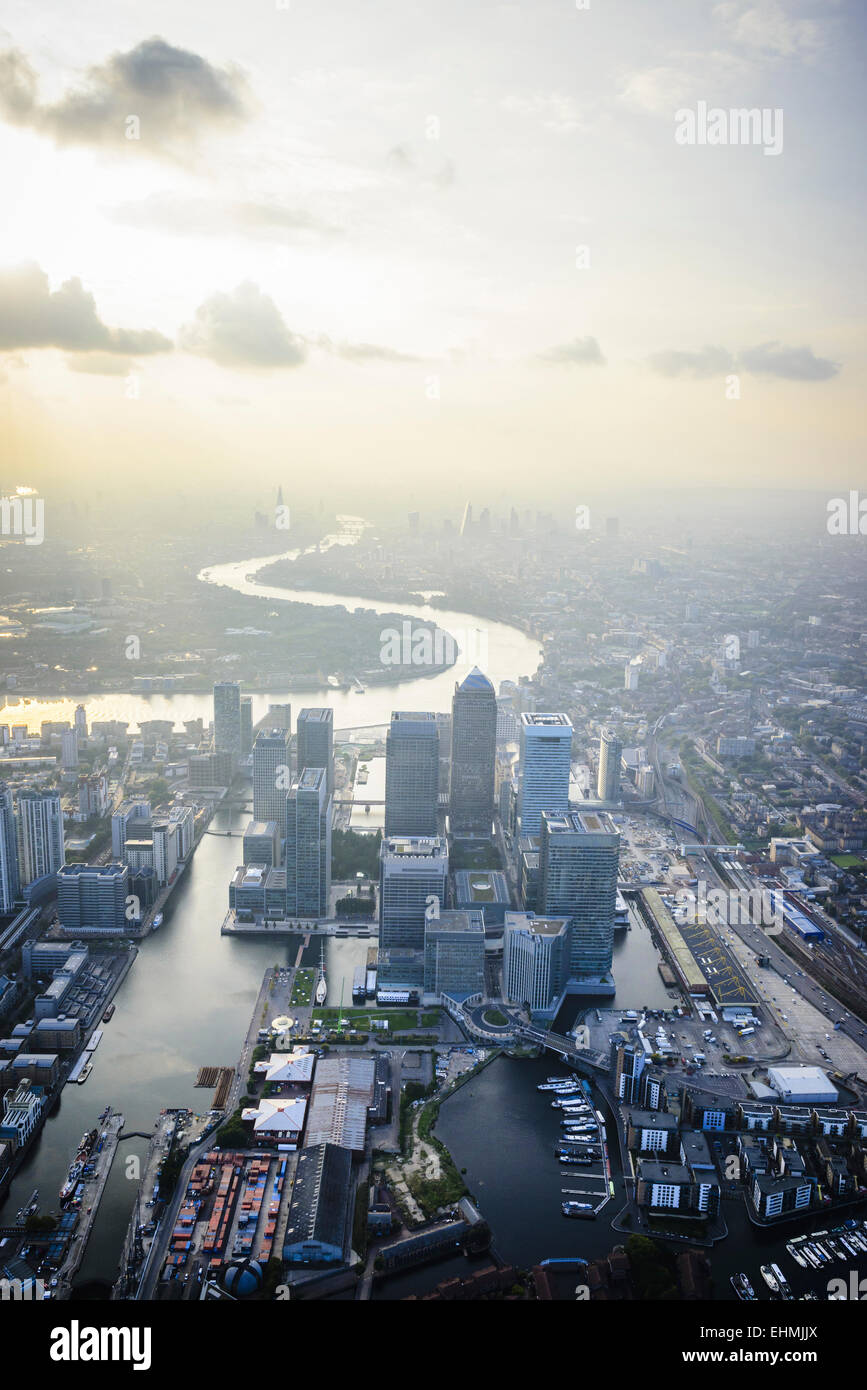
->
[240, 697, 253, 756]
[152, 821, 179, 886]
[56, 862, 130, 933]
[423, 909, 485, 1002]
[74, 704, 88, 739]
[296, 708, 334, 795]
[0, 783, 19, 913]
[213, 681, 242, 761]
[539, 810, 620, 982]
[61, 729, 79, 769]
[266, 704, 292, 732]
[517, 713, 572, 835]
[449, 668, 496, 837]
[502, 911, 569, 1016]
[17, 790, 65, 886]
[379, 836, 448, 986]
[252, 728, 292, 840]
[385, 713, 439, 836]
[111, 800, 151, 860]
[597, 727, 623, 802]
[285, 768, 331, 919]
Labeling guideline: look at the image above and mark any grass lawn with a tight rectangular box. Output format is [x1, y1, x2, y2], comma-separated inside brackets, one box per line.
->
[290, 968, 315, 1005]
[312, 1006, 424, 1032]
[831, 854, 866, 870]
[483, 1008, 509, 1027]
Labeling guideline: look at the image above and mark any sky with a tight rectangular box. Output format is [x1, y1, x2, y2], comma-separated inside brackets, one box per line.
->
[0, 0, 864, 509]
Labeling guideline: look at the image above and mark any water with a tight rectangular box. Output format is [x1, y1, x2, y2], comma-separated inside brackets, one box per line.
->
[2, 517, 541, 734]
[0, 525, 540, 1287]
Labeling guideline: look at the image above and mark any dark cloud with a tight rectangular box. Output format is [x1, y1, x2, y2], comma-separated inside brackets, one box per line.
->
[648, 341, 839, 382]
[0, 263, 172, 355]
[648, 345, 734, 378]
[537, 336, 606, 366]
[179, 283, 306, 368]
[109, 194, 341, 242]
[0, 38, 248, 155]
[737, 341, 840, 381]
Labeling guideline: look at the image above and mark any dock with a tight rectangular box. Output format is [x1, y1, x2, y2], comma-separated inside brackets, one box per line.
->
[54, 1111, 124, 1298]
[195, 1066, 234, 1110]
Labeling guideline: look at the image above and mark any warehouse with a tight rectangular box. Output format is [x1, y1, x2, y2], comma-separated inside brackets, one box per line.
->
[766, 1065, 839, 1105]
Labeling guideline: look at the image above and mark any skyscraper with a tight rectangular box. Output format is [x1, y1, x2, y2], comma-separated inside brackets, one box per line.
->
[74, 704, 88, 739]
[0, 784, 19, 912]
[296, 708, 334, 795]
[502, 911, 569, 1016]
[17, 789, 65, 886]
[449, 668, 496, 837]
[597, 727, 623, 802]
[385, 713, 439, 836]
[240, 696, 253, 756]
[539, 809, 620, 982]
[252, 728, 292, 834]
[213, 681, 242, 761]
[517, 713, 573, 835]
[285, 768, 331, 919]
[379, 835, 448, 987]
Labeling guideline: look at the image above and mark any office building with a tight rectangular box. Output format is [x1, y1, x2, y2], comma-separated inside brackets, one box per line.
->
[252, 728, 292, 834]
[285, 768, 331, 919]
[502, 911, 569, 1016]
[0, 784, 19, 913]
[213, 681, 242, 761]
[449, 668, 497, 837]
[111, 801, 151, 861]
[379, 836, 448, 986]
[597, 727, 623, 802]
[385, 713, 439, 836]
[61, 729, 79, 769]
[240, 696, 253, 756]
[56, 862, 130, 934]
[453, 870, 510, 930]
[517, 713, 572, 836]
[423, 909, 485, 1002]
[151, 820, 178, 886]
[243, 820, 280, 868]
[74, 704, 87, 739]
[16, 790, 64, 886]
[296, 708, 334, 795]
[539, 810, 620, 983]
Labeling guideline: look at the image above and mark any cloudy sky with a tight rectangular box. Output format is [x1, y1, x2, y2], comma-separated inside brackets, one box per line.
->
[0, 0, 864, 507]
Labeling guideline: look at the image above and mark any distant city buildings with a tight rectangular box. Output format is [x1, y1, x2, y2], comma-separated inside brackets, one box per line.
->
[449, 668, 497, 837]
[385, 713, 439, 837]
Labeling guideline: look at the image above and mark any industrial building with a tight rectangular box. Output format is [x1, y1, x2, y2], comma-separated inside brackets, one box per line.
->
[283, 1142, 353, 1266]
[766, 1066, 839, 1105]
[304, 1054, 376, 1151]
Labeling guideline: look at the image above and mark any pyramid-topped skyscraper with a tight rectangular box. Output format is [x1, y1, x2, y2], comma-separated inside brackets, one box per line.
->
[449, 667, 496, 837]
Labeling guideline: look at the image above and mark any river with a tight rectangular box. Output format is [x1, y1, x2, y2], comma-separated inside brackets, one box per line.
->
[1, 516, 542, 733]
[0, 524, 541, 1290]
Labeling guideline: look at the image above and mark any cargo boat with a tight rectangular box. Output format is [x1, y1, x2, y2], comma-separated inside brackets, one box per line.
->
[102, 1003, 115, 1022]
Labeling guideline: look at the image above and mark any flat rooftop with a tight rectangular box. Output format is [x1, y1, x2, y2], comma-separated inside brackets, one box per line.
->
[521, 712, 572, 728]
[298, 708, 333, 724]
